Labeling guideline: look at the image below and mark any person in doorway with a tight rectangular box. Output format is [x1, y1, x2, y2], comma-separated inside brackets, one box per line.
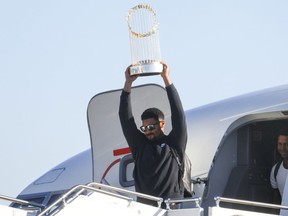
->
[118, 62, 187, 209]
[270, 126, 288, 206]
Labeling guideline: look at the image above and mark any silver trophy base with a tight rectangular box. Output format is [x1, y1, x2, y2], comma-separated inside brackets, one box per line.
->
[130, 62, 163, 76]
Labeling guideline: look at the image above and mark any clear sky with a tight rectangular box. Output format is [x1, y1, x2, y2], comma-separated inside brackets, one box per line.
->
[0, 0, 288, 203]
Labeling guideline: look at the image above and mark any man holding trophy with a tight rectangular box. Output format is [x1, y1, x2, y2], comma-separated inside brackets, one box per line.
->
[119, 61, 188, 209]
[118, 4, 188, 209]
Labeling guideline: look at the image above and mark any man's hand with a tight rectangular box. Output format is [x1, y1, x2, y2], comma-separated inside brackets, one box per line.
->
[160, 62, 172, 87]
[123, 65, 139, 92]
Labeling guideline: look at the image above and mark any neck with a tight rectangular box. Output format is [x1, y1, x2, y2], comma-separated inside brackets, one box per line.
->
[283, 158, 288, 169]
[148, 134, 165, 143]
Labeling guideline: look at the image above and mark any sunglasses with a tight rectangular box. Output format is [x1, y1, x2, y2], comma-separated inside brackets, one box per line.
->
[140, 122, 159, 133]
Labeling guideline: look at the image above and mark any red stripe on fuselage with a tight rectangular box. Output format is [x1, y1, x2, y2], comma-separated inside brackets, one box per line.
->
[113, 147, 131, 156]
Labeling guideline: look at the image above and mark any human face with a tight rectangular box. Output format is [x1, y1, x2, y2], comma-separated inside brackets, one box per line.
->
[141, 118, 164, 140]
[277, 135, 288, 159]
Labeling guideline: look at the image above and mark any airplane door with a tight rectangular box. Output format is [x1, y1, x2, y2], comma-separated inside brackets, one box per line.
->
[280, 178, 288, 216]
[87, 84, 171, 189]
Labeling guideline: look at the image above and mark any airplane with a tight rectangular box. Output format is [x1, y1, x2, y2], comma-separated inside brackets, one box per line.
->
[1, 83, 288, 215]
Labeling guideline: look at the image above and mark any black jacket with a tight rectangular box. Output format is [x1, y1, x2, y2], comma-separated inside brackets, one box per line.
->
[119, 84, 187, 199]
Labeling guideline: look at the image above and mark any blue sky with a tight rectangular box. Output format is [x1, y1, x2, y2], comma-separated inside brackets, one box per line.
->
[0, 0, 288, 203]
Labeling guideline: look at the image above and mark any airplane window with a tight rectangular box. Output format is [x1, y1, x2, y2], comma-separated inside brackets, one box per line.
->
[119, 154, 135, 187]
[126, 163, 134, 182]
[34, 168, 65, 185]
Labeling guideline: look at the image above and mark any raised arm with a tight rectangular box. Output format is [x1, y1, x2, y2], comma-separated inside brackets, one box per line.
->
[161, 62, 172, 87]
[123, 65, 139, 93]
[162, 62, 187, 157]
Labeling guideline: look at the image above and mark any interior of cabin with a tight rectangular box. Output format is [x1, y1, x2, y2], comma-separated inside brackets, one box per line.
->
[202, 118, 288, 214]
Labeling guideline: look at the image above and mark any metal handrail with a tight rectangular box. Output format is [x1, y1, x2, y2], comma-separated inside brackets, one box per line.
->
[39, 182, 163, 216]
[215, 196, 288, 210]
[87, 182, 163, 204]
[0, 194, 44, 210]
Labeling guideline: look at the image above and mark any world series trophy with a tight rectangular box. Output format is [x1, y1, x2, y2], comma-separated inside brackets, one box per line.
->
[126, 4, 163, 76]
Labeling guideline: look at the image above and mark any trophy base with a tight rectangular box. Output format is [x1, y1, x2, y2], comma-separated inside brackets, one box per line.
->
[130, 62, 163, 76]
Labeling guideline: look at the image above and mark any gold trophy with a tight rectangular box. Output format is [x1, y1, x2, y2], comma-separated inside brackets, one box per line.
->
[126, 4, 163, 76]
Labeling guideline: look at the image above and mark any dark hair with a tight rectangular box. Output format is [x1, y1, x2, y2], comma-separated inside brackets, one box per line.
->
[279, 126, 288, 136]
[141, 108, 164, 121]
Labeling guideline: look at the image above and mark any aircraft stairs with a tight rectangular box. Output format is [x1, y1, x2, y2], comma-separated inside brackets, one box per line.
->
[38, 182, 203, 216]
[1, 183, 288, 216]
[0, 182, 202, 216]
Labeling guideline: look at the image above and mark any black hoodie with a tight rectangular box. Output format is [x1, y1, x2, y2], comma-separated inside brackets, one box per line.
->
[119, 84, 187, 200]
